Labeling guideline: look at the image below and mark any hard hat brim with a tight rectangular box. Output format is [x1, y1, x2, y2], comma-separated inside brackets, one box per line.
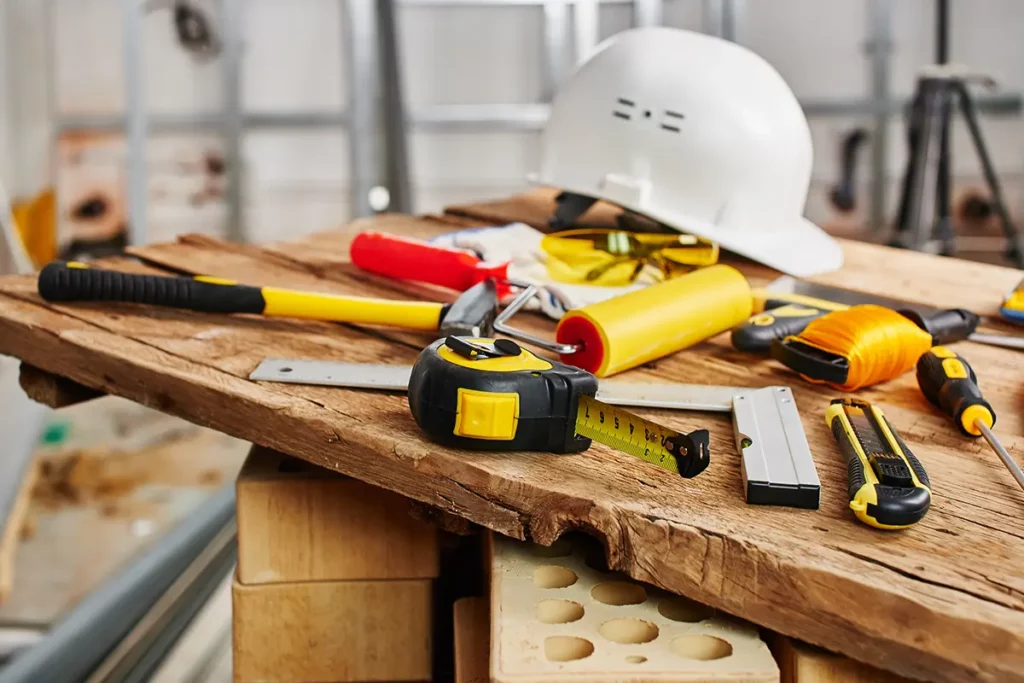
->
[651, 211, 846, 277]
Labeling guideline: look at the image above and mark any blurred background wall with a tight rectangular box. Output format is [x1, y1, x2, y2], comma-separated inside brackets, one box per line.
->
[2, 0, 1023, 250]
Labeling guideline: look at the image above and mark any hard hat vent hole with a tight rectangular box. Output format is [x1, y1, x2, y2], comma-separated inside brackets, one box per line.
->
[661, 110, 684, 133]
[613, 97, 635, 121]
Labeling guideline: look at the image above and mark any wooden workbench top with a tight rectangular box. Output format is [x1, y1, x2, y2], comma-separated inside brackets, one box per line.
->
[0, 191, 1022, 682]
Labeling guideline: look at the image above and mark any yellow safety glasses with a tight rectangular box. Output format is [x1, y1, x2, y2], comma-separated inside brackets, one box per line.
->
[540, 229, 719, 286]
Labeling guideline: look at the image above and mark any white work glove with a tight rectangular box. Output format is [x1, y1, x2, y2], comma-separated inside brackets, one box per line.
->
[430, 223, 645, 319]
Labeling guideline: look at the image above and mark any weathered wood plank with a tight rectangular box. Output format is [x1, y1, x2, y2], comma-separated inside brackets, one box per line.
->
[19, 365, 105, 408]
[0, 210, 1021, 681]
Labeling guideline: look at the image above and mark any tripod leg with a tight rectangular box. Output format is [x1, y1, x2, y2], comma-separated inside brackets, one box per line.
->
[893, 86, 926, 237]
[956, 81, 1024, 266]
[935, 85, 955, 255]
[900, 80, 940, 251]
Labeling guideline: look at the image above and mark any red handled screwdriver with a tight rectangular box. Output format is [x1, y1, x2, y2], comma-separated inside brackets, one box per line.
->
[916, 347, 1024, 491]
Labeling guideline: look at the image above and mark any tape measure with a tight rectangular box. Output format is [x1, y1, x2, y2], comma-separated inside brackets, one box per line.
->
[408, 337, 710, 478]
[825, 398, 931, 530]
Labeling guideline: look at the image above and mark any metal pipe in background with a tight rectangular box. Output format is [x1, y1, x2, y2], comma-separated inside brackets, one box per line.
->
[86, 522, 238, 683]
[221, 0, 246, 243]
[632, 0, 662, 28]
[123, 0, 149, 246]
[343, 0, 384, 218]
[0, 485, 236, 683]
[702, 0, 740, 42]
[542, 0, 570, 102]
[572, 0, 599, 64]
[867, 0, 893, 234]
[378, 0, 413, 214]
[52, 94, 1024, 137]
[935, 0, 949, 65]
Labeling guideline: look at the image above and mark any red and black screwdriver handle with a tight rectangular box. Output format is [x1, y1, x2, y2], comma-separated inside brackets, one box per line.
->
[916, 346, 995, 437]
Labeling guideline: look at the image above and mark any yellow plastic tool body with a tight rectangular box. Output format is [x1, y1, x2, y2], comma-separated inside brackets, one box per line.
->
[407, 337, 711, 478]
[825, 399, 931, 530]
[556, 264, 753, 377]
[261, 287, 444, 330]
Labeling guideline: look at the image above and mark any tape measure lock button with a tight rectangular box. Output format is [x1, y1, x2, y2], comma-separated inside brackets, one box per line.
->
[453, 388, 519, 440]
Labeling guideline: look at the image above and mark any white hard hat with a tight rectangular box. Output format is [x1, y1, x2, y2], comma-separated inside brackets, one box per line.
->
[534, 27, 843, 277]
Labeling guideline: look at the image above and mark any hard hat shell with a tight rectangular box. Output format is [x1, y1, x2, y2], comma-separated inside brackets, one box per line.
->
[535, 27, 843, 277]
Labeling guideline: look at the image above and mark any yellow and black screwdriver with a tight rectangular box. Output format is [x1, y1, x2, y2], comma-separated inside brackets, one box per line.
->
[916, 347, 1024, 491]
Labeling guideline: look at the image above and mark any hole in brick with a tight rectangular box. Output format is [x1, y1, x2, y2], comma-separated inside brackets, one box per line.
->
[534, 566, 577, 589]
[670, 635, 733, 661]
[658, 596, 713, 622]
[591, 581, 646, 606]
[626, 655, 647, 664]
[599, 618, 659, 644]
[544, 636, 594, 662]
[537, 599, 584, 624]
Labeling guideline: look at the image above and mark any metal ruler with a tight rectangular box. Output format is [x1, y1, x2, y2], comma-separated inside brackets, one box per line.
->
[250, 358, 819, 509]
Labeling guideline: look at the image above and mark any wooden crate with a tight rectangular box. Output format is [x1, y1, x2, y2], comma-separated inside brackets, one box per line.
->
[236, 448, 439, 584]
[232, 574, 432, 682]
[454, 597, 490, 683]
[772, 636, 912, 683]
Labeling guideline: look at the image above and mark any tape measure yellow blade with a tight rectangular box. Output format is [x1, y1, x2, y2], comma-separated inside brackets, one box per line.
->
[574, 395, 710, 478]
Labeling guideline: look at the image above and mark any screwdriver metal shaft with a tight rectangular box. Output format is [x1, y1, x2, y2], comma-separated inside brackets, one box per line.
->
[976, 420, 1024, 491]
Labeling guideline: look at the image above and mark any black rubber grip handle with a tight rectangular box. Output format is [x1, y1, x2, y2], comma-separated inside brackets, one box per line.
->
[899, 308, 980, 345]
[915, 348, 994, 436]
[732, 306, 829, 353]
[38, 261, 267, 315]
[771, 337, 850, 386]
[831, 416, 867, 503]
[888, 420, 931, 489]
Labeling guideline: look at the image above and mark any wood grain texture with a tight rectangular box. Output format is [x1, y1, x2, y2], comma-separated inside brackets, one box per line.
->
[232, 575, 432, 682]
[454, 597, 489, 683]
[770, 636, 911, 683]
[236, 447, 439, 584]
[0, 196, 1020, 681]
[19, 364, 104, 408]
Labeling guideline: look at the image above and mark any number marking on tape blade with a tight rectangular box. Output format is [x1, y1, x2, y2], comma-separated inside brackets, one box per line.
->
[575, 395, 686, 475]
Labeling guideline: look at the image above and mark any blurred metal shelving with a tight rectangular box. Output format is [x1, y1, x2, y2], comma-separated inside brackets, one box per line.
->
[42, 0, 1024, 245]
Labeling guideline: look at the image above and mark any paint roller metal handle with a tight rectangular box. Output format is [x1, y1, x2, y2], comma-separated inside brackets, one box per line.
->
[38, 261, 447, 331]
[350, 231, 513, 298]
